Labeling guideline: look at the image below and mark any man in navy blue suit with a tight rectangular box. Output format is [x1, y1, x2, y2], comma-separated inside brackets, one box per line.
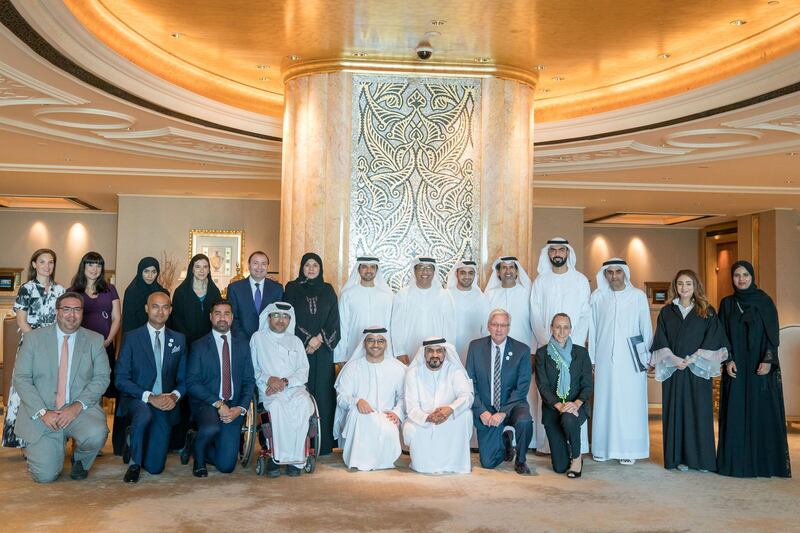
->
[227, 251, 283, 340]
[466, 308, 535, 475]
[186, 299, 254, 477]
[116, 291, 186, 483]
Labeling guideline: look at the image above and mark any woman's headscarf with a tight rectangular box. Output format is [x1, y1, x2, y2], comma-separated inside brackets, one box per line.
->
[729, 260, 780, 348]
[294, 252, 325, 293]
[122, 256, 168, 333]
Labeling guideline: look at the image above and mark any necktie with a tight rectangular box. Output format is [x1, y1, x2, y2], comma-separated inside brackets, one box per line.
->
[56, 335, 69, 408]
[153, 330, 163, 395]
[221, 334, 232, 400]
[254, 283, 262, 311]
[492, 345, 502, 410]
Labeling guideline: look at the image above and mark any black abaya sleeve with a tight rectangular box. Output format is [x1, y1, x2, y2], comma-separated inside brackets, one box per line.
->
[650, 307, 671, 352]
[321, 284, 340, 350]
[699, 307, 729, 352]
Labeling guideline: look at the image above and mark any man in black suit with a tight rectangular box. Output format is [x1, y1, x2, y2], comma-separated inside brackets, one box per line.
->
[465, 308, 534, 474]
[116, 292, 186, 483]
[186, 299, 255, 477]
[227, 251, 283, 340]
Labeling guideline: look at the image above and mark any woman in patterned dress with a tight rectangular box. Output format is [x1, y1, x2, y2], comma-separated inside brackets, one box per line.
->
[3, 249, 65, 447]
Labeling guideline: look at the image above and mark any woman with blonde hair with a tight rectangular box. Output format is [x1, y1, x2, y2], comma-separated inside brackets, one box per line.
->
[650, 269, 728, 472]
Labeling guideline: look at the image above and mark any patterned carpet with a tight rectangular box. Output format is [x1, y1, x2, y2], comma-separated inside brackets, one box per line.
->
[1, 419, 798, 532]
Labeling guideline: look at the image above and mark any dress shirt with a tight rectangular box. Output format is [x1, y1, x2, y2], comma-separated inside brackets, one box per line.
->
[142, 323, 181, 403]
[490, 338, 507, 409]
[33, 326, 84, 419]
[211, 329, 246, 415]
[672, 298, 694, 319]
[249, 276, 266, 302]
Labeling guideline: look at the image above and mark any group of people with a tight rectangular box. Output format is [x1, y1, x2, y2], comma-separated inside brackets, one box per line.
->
[3, 238, 791, 483]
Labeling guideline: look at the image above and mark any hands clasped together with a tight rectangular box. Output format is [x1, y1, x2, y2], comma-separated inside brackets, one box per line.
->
[40, 402, 83, 431]
[356, 399, 400, 426]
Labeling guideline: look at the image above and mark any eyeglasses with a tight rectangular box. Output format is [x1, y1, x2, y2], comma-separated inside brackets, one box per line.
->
[268, 313, 290, 319]
[365, 338, 387, 345]
[58, 306, 83, 314]
[488, 322, 510, 328]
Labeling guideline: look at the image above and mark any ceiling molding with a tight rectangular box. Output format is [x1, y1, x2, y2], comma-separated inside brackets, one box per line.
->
[118, 193, 279, 202]
[0, 59, 86, 106]
[0, 163, 277, 180]
[533, 179, 800, 195]
[33, 106, 136, 130]
[2, 1, 282, 140]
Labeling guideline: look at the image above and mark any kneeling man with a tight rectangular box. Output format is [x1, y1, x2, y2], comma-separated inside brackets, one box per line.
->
[334, 327, 405, 471]
[186, 300, 254, 477]
[404, 338, 474, 474]
[250, 302, 314, 478]
[116, 292, 187, 482]
[13, 292, 110, 482]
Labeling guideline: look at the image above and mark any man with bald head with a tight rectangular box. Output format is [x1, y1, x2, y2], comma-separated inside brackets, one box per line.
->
[116, 291, 187, 482]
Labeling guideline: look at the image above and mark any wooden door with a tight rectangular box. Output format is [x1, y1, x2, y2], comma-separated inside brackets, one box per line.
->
[716, 241, 737, 306]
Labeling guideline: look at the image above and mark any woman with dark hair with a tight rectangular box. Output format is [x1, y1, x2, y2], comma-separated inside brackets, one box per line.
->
[717, 260, 791, 478]
[169, 254, 221, 345]
[122, 256, 168, 333]
[650, 269, 728, 472]
[283, 253, 340, 455]
[3, 249, 66, 448]
[69, 251, 122, 452]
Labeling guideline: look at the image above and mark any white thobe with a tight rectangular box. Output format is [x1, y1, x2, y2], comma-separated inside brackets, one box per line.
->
[403, 361, 474, 474]
[334, 285, 394, 363]
[589, 286, 653, 460]
[335, 357, 406, 471]
[250, 332, 314, 463]
[485, 284, 533, 350]
[447, 288, 488, 364]
[529, 269, 591, 453]
[391, 285, 455, 360]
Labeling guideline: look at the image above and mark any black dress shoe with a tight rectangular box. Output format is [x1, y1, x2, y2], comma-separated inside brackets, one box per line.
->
[266, 457, 280, 478]
[502, 430, 515, 463]
[124, 464, 141, 483]
[193, 461, 208, 478]
[181, 430, 197, 466]
[122, 427, 132, 464]
[514, 462, 531, 475]
[286, 465, 301, 477]
[70, 460, 88, 480]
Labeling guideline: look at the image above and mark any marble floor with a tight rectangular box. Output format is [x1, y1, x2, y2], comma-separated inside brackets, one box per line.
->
[0, 418, 798, 533]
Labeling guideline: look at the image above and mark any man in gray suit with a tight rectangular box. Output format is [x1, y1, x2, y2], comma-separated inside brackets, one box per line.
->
[13, 291, 110, 482]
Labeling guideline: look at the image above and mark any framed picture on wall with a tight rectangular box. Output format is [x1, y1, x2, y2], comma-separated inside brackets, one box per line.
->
[189, 229, 245, 289]
[645, 281, 670, 305]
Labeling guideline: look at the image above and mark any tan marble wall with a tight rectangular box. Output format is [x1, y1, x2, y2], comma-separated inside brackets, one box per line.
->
[281, 72, 534, 291]
[280, 72, 353, 288]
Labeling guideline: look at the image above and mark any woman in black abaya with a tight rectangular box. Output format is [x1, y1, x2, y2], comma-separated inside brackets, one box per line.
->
[122, 257, 169, 334]
[650, 270, 728, 472]
[717, 260, 790, 478]
[283, 253, 340, 455]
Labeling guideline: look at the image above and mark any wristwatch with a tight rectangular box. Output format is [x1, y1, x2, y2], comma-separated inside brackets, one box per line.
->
[281, 378, 289, 386]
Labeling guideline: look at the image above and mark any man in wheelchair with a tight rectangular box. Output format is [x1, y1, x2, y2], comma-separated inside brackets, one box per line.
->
[250, 302, 315, 477]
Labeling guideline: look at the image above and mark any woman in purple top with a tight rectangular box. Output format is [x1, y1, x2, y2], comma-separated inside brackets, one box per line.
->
[70, 251, 123, 452]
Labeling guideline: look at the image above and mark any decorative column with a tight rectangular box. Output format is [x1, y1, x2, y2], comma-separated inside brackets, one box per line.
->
[280, 63, 536, 290]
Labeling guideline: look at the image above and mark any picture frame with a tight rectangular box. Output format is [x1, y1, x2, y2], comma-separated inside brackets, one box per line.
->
[644, 281, 670, 305]
[189, 229, 245, 290]
[0, 268, 23, 292]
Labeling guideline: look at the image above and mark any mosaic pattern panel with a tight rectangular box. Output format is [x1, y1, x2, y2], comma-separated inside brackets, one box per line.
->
[350, 76, 481, 290]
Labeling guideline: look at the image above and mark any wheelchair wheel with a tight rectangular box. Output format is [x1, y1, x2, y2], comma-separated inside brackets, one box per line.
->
[239, 396, 257, 467]
[304, 454, 316, 474]
[309, 394, 322, 459]
[256, 455, 267, 476]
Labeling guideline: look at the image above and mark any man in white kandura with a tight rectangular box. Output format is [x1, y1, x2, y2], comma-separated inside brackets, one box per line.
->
[485, 256, 534, 350]
[391, 257, 455, 364]
[250, 302, 314, 478]
[445, 260, 488, 364]
[530, 238, 591, 454]
[589, 258, 653, 465]
[403, 338, 474, 474]
[334, 256, 394, 363]
[334, 327, 406, 471]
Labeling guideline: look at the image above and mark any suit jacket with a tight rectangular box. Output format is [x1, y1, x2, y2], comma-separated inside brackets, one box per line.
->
[535, 343, 593, 421]
[13, 324, 110, 444]
[186, 330, 254, 413]
[465, 335, 531, 418]
[228, 276, 283, 340]
[115, 324, 187, 424]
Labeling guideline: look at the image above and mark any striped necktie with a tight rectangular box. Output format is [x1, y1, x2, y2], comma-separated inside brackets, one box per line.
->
[221, 334, 232, 400]
[493, 345, 502, 409]
[55, 335, 69, 408]
[153, 330, 163, 395]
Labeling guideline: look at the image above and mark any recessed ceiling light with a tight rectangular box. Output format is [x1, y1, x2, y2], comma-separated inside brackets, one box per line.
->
[729, 19, 747, 25]
[474, 57, 491, 63]
[431, 20, 446, 26]
[256, 64, 269, 70]
[551, 76, 564, 81]
[768, 1, 780, 5]
[289, 54, 301, 61]
[352, 52, 368, 57]
[541, 88, 551, 93]
[534, 64, 546, 70]
[170, 32, 182, 39]
[424, 31, 441, 38]
[658, 53, 671, 59]
[259, 77, 270, 81]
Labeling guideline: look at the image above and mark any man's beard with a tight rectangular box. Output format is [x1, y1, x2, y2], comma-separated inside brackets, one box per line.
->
[426, 357, 443, 369]
[549, 256, 566, 267]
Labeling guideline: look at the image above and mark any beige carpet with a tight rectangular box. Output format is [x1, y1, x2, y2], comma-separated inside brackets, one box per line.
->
[1, 419, 798, 533]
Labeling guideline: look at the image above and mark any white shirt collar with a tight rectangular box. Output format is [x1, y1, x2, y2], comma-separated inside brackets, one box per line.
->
[146, 322, 166, 335]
